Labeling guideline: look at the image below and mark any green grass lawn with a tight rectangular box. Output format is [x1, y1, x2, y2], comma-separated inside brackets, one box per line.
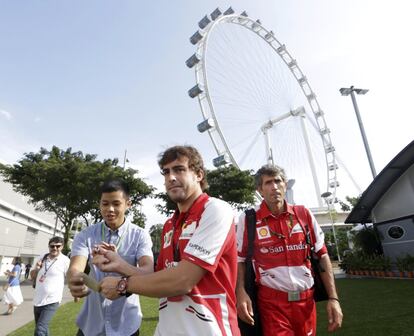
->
[8, 296, 159, 336]
[316, 278, 414, 336]
[9, 278, 414, 336]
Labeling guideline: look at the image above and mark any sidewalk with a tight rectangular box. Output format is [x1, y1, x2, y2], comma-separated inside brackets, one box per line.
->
[332, 261, 347, 279]
[0, 277, 73, 336]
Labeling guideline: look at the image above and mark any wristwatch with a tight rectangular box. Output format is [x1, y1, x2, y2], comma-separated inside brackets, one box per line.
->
[116, 277, 129, 296]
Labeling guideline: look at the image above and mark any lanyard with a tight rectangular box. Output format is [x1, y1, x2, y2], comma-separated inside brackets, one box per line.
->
[172, 212, 189, 262]
[43, 257, 58, 276]
[101, 222, 127, 251]
[266, 214, 294, 239]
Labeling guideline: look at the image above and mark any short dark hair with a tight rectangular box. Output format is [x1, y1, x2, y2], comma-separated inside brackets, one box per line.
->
[14, 257, 22, 265]
[100, 179, 130, 198]
[158, 145, 208, 191]
[255, 164, 287, 188]
[48, 236, 64, 246]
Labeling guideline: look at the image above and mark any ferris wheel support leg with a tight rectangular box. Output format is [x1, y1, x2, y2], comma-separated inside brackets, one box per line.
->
[263, 128, 274, 165]
[299, 113, 323, 208]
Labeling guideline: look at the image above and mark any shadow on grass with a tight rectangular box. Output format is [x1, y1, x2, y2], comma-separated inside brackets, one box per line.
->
[142, 316, 158, 322]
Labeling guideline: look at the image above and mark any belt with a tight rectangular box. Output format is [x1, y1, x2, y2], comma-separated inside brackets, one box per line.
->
[259, 285, 314, 302]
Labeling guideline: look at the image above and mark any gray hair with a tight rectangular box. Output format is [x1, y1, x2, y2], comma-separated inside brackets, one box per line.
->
[254, 164, 287, 188]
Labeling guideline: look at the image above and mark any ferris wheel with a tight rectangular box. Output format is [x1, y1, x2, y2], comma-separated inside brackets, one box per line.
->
[186, 7, 339, 209]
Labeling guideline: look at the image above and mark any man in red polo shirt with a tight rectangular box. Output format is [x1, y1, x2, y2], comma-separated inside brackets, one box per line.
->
[236, 164, 343, 336]
[98, 145, 240, 336]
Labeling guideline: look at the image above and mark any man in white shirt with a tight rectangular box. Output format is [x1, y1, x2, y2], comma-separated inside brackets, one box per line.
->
[30, 236, 70, 336]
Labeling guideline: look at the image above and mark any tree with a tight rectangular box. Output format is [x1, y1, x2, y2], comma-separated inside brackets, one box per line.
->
[130, 207, 146, 229]
[149, 223, 164, 254]
[339, 195, 361, 211]
[351, 226, 383, 256]
[207, 165, 256, 210]
[155, 165, 256, 215]
[0, 146, 153, 252]
[325, 228, 350, 260]
[154, 192, 177, 216]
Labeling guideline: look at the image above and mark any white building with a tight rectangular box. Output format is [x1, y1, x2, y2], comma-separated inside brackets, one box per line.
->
[0, 178, 64, 274]
[346, 140, 414, 260]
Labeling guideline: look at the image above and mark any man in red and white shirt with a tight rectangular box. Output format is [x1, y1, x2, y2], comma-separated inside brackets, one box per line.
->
[236, 164, 343, 336]
[99, 145, 240, 336]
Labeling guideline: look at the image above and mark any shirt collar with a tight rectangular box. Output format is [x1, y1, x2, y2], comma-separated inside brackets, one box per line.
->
[171, 193, 209, 227]
[259, 200, 294, 218]
[104, 219, 130, 236]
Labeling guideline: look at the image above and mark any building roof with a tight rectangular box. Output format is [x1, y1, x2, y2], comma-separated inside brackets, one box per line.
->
[345, 140, 414, 224]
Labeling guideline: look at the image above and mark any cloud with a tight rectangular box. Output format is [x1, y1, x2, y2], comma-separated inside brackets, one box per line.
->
[0, 109, 12, 121]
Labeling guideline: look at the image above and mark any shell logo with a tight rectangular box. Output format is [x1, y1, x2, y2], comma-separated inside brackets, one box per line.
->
[259, 227, 269, 237]
[256, 225, 271, 239]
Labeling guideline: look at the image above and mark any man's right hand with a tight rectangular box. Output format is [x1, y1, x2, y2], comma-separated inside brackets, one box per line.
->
[68, 272, 90, 298]
[35, 260, 43, 269]
[236, 288, 255, 326]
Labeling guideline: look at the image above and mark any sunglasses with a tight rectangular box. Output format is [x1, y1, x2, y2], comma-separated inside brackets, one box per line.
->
[49, 244, 62, 249]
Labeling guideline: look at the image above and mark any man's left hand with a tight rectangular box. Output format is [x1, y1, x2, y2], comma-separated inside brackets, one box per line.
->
[326, 299, 343, 332]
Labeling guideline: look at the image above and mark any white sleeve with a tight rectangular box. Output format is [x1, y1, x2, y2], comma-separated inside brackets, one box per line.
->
[184, 198, 234, 266]
[309, 210, 325, 253]
[63, 255, 70, 275]
[136, 229, 154, 261]
[236, 211, 247, 262]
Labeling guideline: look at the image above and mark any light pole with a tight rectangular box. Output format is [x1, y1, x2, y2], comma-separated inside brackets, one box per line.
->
[122, 149, 128, 170]
[321, 191, 341, 262]
[339, 86, 377, 179]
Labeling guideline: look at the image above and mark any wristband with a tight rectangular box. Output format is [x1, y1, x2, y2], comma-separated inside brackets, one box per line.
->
[328, 297, 340, 303]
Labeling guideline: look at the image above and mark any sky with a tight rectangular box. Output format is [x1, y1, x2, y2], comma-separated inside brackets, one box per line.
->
[0, 1, 413, 228]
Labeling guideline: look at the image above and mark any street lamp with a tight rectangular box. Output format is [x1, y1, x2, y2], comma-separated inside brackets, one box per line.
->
[321, 191, 341, 262]
[339, 86, 377, 179]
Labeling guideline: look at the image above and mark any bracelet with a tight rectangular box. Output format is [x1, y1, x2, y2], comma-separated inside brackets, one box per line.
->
[328, 297, 340, 303]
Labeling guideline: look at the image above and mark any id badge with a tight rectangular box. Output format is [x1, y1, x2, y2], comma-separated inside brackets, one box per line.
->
[39, 275, 46, 283]
[288, 291, 300, 302]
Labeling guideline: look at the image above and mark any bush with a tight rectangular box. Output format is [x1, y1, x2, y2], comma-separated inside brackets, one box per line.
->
[352, 227, 382, 256]
[340, 252, 392, 273]
[396, 254, 414, 272]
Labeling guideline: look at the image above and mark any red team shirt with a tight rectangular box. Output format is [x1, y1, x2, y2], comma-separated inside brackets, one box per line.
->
[237, 202, 327, 292]
[155, 193, 240, 336]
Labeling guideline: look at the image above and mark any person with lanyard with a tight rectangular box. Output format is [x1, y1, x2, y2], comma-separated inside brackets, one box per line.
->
[30, 236, 70, 335]
[95, 145, 241, 336]
[236, 164, 343, 335]
[68, 179, 154, 336]
[2, 257, 23, 315]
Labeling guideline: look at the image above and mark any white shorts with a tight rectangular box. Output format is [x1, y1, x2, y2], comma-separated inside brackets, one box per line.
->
[3, 285, 24, 306]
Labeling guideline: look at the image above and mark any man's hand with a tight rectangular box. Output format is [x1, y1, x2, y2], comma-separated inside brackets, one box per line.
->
[91, 243, 115, 270]
[100, 276, 122, 300]
[68, 272, 91, 298]
[35, 260, 43, 269]
[94, 250, 128, 274]
[236, 288, 255, 326]
[326, 299, 343, 332]
[91, 253, 109, 270]
[92, 242, 117, 256]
